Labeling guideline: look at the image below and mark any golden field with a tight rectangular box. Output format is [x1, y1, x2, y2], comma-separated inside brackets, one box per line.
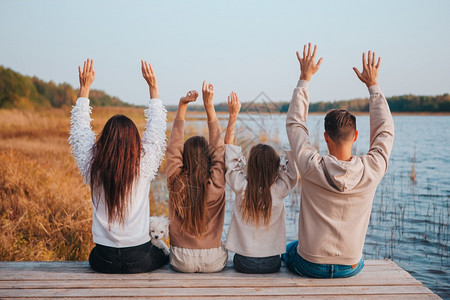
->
[0, 107, 175, 261]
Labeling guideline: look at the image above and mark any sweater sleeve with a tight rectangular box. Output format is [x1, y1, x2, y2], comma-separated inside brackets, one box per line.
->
[208, 118, 226, 191]
[140, 98, 168, 180]
[68, 97, 95, 183]
[274, 150, 298, 199]
[285, 80, 320, 176]
[225, 144, 247, 193]
[364, 85, 395, 176]
[166, 119, 185, 180]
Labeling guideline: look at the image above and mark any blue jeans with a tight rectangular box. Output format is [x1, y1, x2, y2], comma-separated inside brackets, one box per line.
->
[282, 241, 364, 278]
[233, 253, 281, 274]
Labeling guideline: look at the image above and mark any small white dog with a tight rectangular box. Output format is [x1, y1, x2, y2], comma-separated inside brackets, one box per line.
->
[149, 216, 170, 255]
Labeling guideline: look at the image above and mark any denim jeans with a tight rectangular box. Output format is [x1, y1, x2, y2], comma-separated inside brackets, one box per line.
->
[233, 253, 281, 274]
[89, 241, 169, 273]
[282, 241, 364, 278]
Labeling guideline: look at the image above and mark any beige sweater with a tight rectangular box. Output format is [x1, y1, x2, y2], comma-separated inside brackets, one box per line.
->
[166, 118, 226, 249]
[286, 80, 394, 265]
[224, 145, 298, 257]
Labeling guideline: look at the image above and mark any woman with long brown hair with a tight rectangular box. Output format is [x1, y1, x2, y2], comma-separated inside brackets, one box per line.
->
[166, 81, 227, 273]
[224, 92, 298, 274]
[69, 59, 168, 273]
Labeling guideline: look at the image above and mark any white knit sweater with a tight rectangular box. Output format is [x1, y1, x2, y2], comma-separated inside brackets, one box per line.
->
[69, 97, 167, 248]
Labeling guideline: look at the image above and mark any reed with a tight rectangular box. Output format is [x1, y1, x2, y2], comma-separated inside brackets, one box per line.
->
[0, 107, 177, 261]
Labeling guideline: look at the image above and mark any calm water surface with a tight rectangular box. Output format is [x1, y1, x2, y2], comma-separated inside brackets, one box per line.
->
[156, 114, 449, 298]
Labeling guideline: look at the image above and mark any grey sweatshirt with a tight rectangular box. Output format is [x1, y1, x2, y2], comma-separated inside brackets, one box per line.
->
[286, 80, 394, 265]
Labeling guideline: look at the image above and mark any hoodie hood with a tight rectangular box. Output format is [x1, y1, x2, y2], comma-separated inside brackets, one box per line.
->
[321, 155, 364, 192]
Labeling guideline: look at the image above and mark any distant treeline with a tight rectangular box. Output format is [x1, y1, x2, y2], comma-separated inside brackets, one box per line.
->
[167, 93, 450, 113]
[0, 66, 129, 109]
[2, 65, 449, 112]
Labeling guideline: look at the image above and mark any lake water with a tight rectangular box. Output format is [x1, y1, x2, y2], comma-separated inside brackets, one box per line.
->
[158, 113, 450, 298]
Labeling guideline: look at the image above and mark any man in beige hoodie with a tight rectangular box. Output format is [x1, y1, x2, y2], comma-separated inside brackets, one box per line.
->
[282, 43, 394, 278]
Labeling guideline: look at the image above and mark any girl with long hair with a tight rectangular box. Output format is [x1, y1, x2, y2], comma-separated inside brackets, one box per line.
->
[166, 81, 227, 273]
[69, 59, 168, 273]
[224, 92, 298, 274]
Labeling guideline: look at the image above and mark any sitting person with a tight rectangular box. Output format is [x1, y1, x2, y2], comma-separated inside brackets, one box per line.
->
[283, 43, 394, 278]
[224, 92, 298, 274]
[166, 81, 227, 273]
[69, 59, 169, 273]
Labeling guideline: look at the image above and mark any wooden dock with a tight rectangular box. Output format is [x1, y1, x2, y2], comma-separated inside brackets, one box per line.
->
[0, 260, 439, 299]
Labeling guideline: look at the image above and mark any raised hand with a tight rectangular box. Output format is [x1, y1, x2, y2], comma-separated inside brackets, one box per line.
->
[296, 43, 323, 81]
[141, 60, 160, 99]
[202, 81, 214, 108]
[176, 90, 198, 121]
[180, 90, 199, 105]
[202, 81, 216, 121]
[225, 91, 241, 145]
[78, 58, 95, 98]
[353, 51, 380, 88]
[227, 91, 241, 118]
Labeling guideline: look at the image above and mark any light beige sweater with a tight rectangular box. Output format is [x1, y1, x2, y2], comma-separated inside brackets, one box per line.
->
[166, 118, 226, 249]
[224, 145, 298, 257]
[286, 80, 394, 265]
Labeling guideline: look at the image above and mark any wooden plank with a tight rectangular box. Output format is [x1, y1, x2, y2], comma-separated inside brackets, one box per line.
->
[0, 296, 439, 300]
[0, 285, 438, 298]
[0, 268, 411, 281]
[0, 259, 393, 269]
[0, 273, 424, 289]
[0, 260, 439, 299]
[0, 262, 409, 281]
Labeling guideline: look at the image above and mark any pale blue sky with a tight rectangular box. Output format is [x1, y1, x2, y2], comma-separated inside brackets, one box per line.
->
[1, 0, 449, 105]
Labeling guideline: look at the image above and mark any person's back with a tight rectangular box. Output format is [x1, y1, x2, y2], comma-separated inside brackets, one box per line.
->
[69, 59, 169, 273]
[223, 92, 298, 273]
[283, 44, 394, 278]
[166, 82, 228, 273]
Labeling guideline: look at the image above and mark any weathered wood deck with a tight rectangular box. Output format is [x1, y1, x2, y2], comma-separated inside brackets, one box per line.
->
[0, 260, 439, 299]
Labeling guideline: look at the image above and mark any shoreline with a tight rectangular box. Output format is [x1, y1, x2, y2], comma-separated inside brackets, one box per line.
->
[189, 111, 450, 116]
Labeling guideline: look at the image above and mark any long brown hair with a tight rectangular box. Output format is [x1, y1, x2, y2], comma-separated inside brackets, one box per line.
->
[242, 144, 280, 226]
[90, 114, 141, 225]
[168, 136, 211, 236]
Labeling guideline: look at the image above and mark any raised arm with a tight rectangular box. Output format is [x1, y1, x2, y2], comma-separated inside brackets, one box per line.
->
[175, 90, 198, 121]
[165, 90, 198, 179]
[202, 81, 225, 190]
[140, 60, 168, 180]
[224, 92, 241, 145]
[78, 59, 95, 98]
[274, 151, 298, 199]
[69, 59, 96, 182]
[286, 43, 323, 175]
[225, 144, 247, 193]
[202, 81, 216, 121]
[354, 51, 394, 175]
[141, 60, 160, 99]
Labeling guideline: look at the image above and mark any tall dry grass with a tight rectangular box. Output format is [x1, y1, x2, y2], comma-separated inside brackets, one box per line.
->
[0, 107, 289, 261]
[0, 107, 172, 261]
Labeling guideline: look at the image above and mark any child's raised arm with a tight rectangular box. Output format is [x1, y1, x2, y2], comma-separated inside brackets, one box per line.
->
[224, 92, 241, 145]
[202, 81, 216, 121]
[166, 90, 198, 180]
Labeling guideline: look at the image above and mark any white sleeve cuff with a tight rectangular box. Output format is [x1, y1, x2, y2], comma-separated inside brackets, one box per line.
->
[368, 85, 382, 95]
[149, 98, 162, 105]
[225, 144, 243, 156]
[76, 97, 90, 106]
[296, 80, 310, 89]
